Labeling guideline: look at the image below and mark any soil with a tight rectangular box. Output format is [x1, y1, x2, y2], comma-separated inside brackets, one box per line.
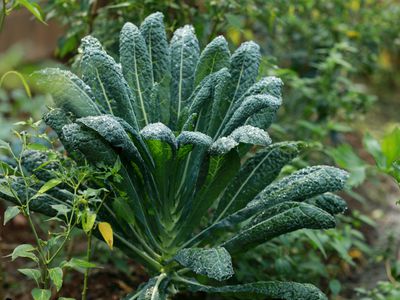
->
[0, 204, 142, 300]
[0, 203, 212, 300]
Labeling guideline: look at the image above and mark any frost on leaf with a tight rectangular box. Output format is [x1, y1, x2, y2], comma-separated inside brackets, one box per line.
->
[175, 247, 234, 281]
[194, 35, 230, 85]
[305, 192, 347, 215]
[223, 94, 282, 136]
[170, 25, 200, 127]
[80, 37, 138, 128]
[33, 68, 100, 118]
[140, 122, 177, 150]
[247, 166, 349, 210]
[62, 123, 116, 165]
[209, 137, 238, 156]
[228, 41, 261, 105]
[187, 281, 327, 300]
[229, 125, 271, 146]
[223, 202, 336, 254]
[140, 12, 170, 84]
[76, 115, 143, 165]
[177, 131, 212, 148]
[216, 141, 306, 218]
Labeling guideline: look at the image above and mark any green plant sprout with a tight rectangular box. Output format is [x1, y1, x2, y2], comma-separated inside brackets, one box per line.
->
[0, 120, 118, 299]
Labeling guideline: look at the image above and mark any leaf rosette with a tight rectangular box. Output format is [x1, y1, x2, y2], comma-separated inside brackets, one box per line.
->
[0, 12, 349, 300]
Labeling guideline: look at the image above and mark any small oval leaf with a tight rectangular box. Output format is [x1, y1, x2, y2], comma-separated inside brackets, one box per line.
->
[49, 267, 63, 292]
[3, 206, 20, 225]
[10, 244, 38, 262]
[18, 268, 42, 286]
[31, 288, 51, 300]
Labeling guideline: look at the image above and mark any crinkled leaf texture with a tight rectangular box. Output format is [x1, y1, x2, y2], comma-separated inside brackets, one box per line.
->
[223, 202, 336, 254]
[174, 247, 234, 281]
[0, 12, 352, 300]
[185, 280, 327, 300]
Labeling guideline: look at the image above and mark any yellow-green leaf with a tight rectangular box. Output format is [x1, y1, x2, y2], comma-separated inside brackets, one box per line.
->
[17, 0, 46, 24]
[37, 178, 63, 194]
[0, 71, 32, 98]
[82, 211, 96, 234]
[98, 222, 113, 250]
[381, 127, 400, 167]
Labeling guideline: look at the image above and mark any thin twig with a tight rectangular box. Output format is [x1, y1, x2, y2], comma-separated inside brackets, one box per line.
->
[82, 231, 92, 300]
[0, 0, 6, 32]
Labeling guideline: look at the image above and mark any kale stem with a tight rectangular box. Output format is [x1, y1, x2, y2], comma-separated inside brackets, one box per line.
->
[113, 232, 163, 271]
[151, 273, 167, 300]
[102, 204, 161, 260]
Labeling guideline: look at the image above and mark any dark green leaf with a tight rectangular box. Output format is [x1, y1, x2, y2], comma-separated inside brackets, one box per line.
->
[194, 36, 230, 86]
[140, 12, 170, 84]
[170, 25, 200, 127]
[80, 36, 139, 129]
[222, 94, 281, 136]
[244, 166, 349, 218]
[305, 193, 347, 215]
[209, 137, 238, 156]
[62, 123, 117, 165]
[246, 76, 284, 129]
[120, 22, 154, 125]
[216, 142, 305, 219]
[183, 279, 327, 300]
[177, 131, 212, 149]
[175, 247, 233, 281]
[222, 203, 336, 254]
[76, 115, 144, 167]
[206, 68, 231, 137]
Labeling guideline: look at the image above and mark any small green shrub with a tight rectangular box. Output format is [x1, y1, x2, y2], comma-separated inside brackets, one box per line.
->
[0, 13, 350, 299]
[0, 121, 112, 299]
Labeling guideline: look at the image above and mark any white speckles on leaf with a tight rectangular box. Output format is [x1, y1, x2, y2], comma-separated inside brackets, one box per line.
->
[209, 137, 239, 155]
[175, 247, 234, 281]
[177, 131, 212, 148]
[140, 122, 177, 150]
[229, 125, 271, 146]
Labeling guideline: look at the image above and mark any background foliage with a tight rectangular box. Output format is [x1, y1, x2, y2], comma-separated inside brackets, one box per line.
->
[1, 0, 400, 299]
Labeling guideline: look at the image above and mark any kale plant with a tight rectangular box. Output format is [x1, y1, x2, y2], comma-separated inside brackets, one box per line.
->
[0, 12, 349, 300]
